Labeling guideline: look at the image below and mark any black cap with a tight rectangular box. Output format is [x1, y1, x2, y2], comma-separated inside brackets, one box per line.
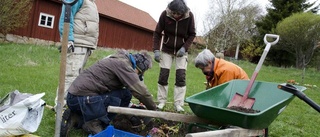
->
[132, 53, 150, 73]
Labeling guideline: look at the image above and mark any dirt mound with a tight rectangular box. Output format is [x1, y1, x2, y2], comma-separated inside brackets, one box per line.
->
[227, 106, 261, 113]
[112, 114, 213, 137]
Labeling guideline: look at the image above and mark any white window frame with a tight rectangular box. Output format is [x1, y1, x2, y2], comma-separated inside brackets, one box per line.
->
[38, 12, 55, 29]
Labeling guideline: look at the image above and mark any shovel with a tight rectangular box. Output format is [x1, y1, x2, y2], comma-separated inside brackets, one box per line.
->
[278, 83, 320, 113]
[227, 34, 280, 109]
[54, 0, 78, 137]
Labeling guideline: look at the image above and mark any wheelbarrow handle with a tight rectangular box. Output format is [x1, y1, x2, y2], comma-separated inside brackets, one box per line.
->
[278, 83, 320, 113]
[264, 34, 279, 46]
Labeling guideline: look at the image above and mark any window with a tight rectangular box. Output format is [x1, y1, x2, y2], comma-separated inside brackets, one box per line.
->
[38, 13, 55, 29]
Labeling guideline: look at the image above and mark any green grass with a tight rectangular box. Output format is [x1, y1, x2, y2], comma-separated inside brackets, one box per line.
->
[0, 43, 319, 137]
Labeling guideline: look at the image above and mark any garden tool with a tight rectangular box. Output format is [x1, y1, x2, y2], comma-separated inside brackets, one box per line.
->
[227, 34, 279, 109]
[55, 0, 78, 136]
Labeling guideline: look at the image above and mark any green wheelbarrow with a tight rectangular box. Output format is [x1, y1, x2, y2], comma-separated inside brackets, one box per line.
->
[185, 79, 307, 130]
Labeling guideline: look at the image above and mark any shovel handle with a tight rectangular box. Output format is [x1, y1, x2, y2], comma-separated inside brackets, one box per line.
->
[278, 83, 320, 113]
[264, 34, 279, 46]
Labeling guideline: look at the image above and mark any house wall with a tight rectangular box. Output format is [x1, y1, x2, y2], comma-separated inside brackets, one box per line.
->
[99, 17, 153, 51]
[11, 0, 61, 42]
[9, 0, 154, 51]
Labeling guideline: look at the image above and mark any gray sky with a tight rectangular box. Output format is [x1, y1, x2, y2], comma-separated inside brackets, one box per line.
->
[119, 0, 319, 35]
[119, 0, 270, 35]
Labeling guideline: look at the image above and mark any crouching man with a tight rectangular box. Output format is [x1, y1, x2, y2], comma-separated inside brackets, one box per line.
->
[194, 49, 249, 89]
[60, 50, 157, 136]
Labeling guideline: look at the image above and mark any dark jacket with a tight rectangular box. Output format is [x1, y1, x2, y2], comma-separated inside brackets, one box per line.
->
[153, 8, 196, 55]
[68, 50, 157, 110]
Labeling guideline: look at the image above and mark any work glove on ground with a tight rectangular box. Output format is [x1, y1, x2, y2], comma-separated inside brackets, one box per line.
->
[176, 47, 185, 57]
[154, 50, 160, 63]
[129, 116, 153, 132]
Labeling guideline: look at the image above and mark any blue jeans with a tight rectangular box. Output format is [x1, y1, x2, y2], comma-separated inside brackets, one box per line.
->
[66, 89, 132, 125]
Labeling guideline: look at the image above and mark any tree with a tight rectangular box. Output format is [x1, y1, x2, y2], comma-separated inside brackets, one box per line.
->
[0, 0, 33, 34]
[256, 0, 319, 37]
[228, 6, 262, 60]
[254, 0, 319, 67]
[311, 47, 320, 71]
[240, 40, 264, 63]
[275, 12, 320, 69]
[204, 0, 262, 58]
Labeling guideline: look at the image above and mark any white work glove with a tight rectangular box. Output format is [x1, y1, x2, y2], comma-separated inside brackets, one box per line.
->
[176, 47, 185, 57]
[67, 41, 74, 53]
[58, 41, 74, 53]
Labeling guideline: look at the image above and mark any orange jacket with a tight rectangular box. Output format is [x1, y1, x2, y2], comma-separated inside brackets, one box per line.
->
[206, 58, 249, 88]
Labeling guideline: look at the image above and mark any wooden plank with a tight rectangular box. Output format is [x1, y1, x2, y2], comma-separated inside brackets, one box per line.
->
[185, 128, 264, 137]
[107, 106, 219, 125]
[130, 98, 189, 106]
[10, 134, 40, 137]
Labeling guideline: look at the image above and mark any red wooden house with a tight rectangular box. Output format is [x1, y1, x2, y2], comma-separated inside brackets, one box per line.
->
[10, 0, 157, 51]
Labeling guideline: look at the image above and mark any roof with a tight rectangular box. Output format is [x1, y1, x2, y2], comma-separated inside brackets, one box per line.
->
[95, 0, 157, 31]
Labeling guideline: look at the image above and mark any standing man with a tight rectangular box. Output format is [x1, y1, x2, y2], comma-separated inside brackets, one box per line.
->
[54, 0, 99, 111]
[153, 0, 196, 112]
[194, 49, 249, 89]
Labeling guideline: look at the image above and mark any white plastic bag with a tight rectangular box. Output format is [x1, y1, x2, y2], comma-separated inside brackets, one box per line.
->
[0, 90, 45, 136]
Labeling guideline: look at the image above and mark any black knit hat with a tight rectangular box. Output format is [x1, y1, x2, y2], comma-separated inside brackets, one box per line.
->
[132, 53, 151, 73]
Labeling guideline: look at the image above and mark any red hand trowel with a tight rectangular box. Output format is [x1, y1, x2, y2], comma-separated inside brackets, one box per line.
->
[227, 34, 280, 109]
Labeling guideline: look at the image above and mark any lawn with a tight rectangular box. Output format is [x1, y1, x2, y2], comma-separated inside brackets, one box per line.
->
[0, 43, 319, 137]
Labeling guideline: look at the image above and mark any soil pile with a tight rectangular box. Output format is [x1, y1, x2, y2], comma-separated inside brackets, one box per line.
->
[112, 114, 213, 137]
[227, 106, 261, 113]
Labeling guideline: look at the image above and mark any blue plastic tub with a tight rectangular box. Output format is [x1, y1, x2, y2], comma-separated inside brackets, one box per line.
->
[88, 125, 147, 137]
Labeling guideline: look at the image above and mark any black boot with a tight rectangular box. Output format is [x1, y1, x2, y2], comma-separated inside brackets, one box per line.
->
[82, 119, 104, 135]
[60, 108, 80, 137]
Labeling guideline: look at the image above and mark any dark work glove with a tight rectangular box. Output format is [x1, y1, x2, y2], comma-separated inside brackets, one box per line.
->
[129, 102, 146, 109]
[129, 116, 153, 131]
[154, 50, 160, 63]
[129, 116, 143, 129]
[57, 46, 61, 52]
[176, 47, 185, 57]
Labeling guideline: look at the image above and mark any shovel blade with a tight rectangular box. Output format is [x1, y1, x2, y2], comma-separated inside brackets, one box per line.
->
[227, 93, 255, 109]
